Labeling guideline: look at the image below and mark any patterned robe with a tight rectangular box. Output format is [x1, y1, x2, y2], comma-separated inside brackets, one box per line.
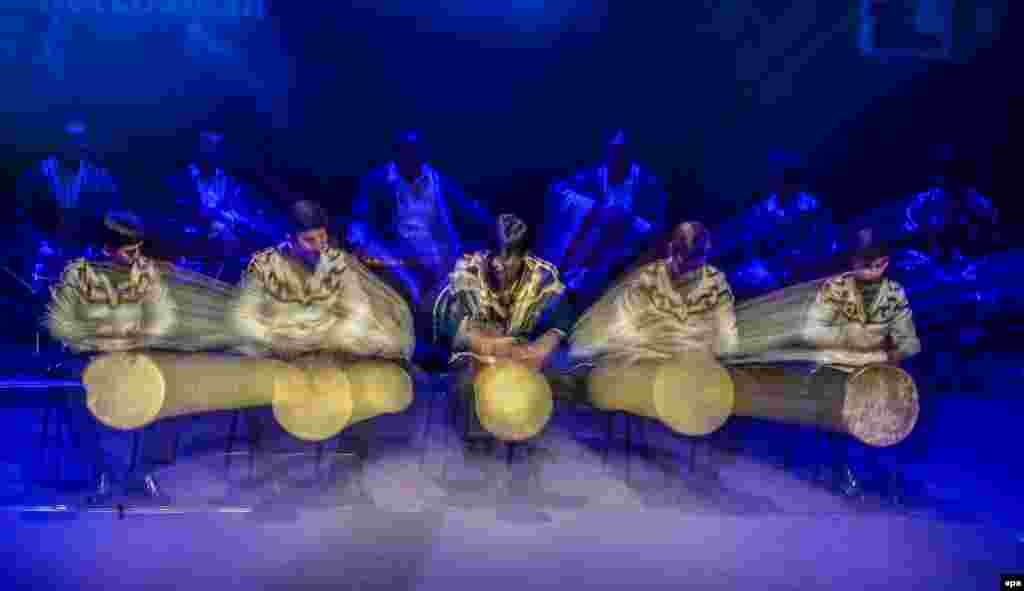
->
[164, 165, 284, 271]
[15, 157, 120, 274]
[348, 163, 494, 309]
[433, 251, 572, 355]
[727, 273, 921, 370]
[570, 261, 738, 366]
[537, 162, 667, 304]
[230, 244, 414, 361]
[46, 255, 237, 353]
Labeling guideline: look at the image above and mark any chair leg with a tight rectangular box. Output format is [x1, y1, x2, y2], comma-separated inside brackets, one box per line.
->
[598, 409, 606, 465]
[315, 442, 325, 479]
[170, 426, 181, 465]
[54, 408, 65, 483]
[245, 411, 259, 480]
[128, 431, 141, 475]
[39, 407, 52, 465]
[57, 401, 78, 483]
[419, 392, 436, 469]
[225, 410, 240, 470]
[625, 414, 634, 483]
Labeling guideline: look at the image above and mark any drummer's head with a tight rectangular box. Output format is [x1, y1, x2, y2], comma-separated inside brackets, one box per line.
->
[289, 200, 330, 257]
[395, 130, 423, 178]
[606, 129, 628, 168]
[101, 211, 145, 265]
[60, 120, 89, 166]
[668, 221, 711, 277]
[197, 129, 225, 172]
[849, 228, 890, 282]
[199, 129, 224, 156]
[491, 214, 529, 287]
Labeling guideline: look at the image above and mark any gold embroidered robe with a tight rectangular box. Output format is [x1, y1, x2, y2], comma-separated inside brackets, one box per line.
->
[433, 251, 571, 353]
[230, 245, 414, 361]
[569, 261, 738, 365]
[727, 273, 921, 369]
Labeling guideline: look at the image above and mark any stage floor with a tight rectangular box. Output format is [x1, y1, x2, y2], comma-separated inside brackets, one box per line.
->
[1, 376, 1021, 590]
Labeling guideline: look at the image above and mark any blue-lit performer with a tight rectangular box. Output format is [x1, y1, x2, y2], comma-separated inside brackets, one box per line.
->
[347, 130, 495, 366]
[714, 156, 837, 297]
[538, 129, 667, 307]
[15, 120, 120, 291]
[165, 129, 281, 279]
[903, 154, 999, 264]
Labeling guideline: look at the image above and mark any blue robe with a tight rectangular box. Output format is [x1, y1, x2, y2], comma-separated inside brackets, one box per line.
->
[844, 185, 999, 272]
[347, 162, 494, 309]
[537, 162, 667, 307]
[714, 191, 838, 297]
[163, 165, 286, 279]
[15, 157, 120, 287]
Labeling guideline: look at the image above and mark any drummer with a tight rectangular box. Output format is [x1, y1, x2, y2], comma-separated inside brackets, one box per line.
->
[51, 210, 173, 505]
[433, 214, 576, 452]
[570, 220, 738, 365]
[817, 229, 922, 501]
[568, 221, 738, 479]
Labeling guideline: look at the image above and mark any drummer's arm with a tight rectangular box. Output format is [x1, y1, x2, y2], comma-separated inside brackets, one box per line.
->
[804, 297, 845, 349]
[632, 173, 667, 237]
[458, 318, 520, 358]
[886, 298, 921, 363]
[713, 301, 739, 358]
[356, 252, 407, 268]
[518, 295, 573, 368]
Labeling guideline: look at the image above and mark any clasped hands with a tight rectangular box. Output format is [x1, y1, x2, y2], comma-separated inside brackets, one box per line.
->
[467, 324, 562, 371]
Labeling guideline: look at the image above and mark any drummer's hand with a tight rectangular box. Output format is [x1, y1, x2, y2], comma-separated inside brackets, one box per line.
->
[468, 328, 519, 359]
[564, 268, 588, 290]
[516, 332, 562, 370]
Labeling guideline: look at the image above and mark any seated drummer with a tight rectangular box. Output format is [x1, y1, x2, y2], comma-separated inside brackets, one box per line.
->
[811, 228, 922, 367]
[819, 228, 922, 500]
[570, 221, 738, 365]
[233, 200, 416, 463]
[48, 210, 152, 354]
[233, 199, 414, 362]
[49, 210, 171, 504]
[433, 214, 575, 448]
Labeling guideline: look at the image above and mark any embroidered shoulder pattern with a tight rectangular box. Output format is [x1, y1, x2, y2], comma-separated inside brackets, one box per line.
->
[687, 265, 734, 315]
[871, 280, 910, 324]
[820, 274, 864, 323]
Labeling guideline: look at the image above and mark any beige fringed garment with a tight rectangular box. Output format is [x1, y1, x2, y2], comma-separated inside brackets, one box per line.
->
[230, 245, 414, 361]
[47, 256, 238, 353]
[725, 273, 921, 370]
[433, 251, 566, 352]
[569, 261, 738, 365]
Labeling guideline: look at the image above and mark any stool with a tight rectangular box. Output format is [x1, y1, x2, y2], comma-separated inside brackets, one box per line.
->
[38, 394, 77, 484]
[224, 408, 366, 486]
[419, 379, 454, 469]
[224, 408, 261, 480]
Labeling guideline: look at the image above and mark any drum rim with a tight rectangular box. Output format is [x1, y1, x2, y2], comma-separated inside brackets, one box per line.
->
[842, 364, 919, 447]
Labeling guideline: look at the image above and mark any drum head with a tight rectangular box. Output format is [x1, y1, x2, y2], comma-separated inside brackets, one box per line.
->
[842, 365, 919, 447]
[653, 354, 735, 436]
[273, 362, 353, 442]
[84, 352, 166, 430]
[474, 361, 553, 442]
[346, 360, 414, 422]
